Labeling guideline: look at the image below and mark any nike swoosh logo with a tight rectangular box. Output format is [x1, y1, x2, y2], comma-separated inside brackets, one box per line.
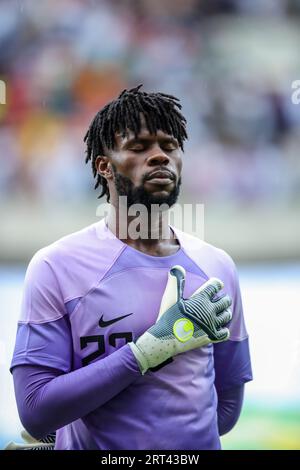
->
[99, 312, 133, 328]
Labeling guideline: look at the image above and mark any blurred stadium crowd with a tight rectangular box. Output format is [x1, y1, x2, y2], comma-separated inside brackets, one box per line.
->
[1, 0, 300, 206]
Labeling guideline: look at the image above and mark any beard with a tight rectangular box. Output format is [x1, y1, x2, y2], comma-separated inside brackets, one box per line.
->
[111, 165, 181, 211]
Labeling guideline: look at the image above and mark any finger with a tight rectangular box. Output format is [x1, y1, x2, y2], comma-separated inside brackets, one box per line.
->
[189, 277, 224, 299]
[214, 327, 230, 342]
[157, 265, 186, 321]
[4, 441, 32, 450]
[216, 308, 232, 327]
[214, 295, 232, 313]
[192, 277, 224, 300]
[21, 429, 37, 444]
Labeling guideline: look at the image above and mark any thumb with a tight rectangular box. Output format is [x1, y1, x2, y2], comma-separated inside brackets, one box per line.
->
[157, 265, 186, 321]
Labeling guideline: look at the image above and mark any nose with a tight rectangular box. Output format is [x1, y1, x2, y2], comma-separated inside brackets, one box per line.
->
[147, 148, 170, 167]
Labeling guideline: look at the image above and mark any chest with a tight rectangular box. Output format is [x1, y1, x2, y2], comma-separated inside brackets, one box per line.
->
[69, 267, 211, 369]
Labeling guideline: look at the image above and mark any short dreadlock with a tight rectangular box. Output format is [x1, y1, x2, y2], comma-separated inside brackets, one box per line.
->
[84, 84, 187, 201]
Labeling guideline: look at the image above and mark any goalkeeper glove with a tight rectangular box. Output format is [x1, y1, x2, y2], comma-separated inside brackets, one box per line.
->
[129, 265, 232, 375]
[4, 430, 55, 450]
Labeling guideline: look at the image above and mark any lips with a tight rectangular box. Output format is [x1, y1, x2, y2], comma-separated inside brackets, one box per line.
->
[147, 170, 175, 184]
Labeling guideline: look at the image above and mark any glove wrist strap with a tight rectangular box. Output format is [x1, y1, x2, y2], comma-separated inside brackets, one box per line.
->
[128, 342, 148, 375]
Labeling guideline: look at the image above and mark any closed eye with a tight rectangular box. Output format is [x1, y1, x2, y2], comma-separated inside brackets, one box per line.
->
[129, 145, 177, 152]
[129, 147, 145, 152]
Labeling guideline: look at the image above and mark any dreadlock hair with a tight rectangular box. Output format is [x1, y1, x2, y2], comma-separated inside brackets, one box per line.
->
[84, 84, 188, 202]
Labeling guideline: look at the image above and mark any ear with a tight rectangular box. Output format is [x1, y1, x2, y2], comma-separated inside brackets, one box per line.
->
[95, 155, 113, 180]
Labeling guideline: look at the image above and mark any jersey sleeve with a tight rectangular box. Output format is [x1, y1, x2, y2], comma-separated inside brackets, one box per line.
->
[213, 258, 253, 392]
[11, 251, 72, 373]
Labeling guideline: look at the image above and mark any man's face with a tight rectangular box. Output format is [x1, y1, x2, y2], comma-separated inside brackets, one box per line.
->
[98, 121, 183, 210]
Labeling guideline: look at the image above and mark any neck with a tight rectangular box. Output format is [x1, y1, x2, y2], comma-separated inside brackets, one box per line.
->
[106, 202, 179, 256]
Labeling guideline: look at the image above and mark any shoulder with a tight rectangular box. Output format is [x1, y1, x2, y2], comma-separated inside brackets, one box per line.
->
[32, 221, 100, 262]
[172, 226, 239, 294]
[26, 220, 124, 302]
[173, 226, 236, 275]
[25, 222, 98, 281]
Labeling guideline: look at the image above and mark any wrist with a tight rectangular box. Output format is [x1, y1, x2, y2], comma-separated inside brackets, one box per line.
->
[128, 342, 148, 375]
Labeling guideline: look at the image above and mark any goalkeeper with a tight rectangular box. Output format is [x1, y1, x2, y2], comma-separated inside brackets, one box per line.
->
[10, 86, 252, 450]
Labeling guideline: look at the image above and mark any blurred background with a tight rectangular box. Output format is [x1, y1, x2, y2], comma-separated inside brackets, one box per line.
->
[1, 0, 300, 450]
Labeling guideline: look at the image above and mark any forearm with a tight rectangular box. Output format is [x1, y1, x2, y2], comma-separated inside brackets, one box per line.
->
[217, 384, 244, 436]
[13, 344, 141, 439]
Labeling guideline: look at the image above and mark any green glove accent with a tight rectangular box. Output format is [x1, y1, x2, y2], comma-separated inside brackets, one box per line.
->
[129, 265, 232, 375]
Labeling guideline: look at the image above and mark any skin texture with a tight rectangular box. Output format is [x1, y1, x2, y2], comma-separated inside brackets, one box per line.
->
[95, 117, 183, 257]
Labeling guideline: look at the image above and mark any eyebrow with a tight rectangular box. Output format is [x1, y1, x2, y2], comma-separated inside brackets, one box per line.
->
[122, 136, 179, 148]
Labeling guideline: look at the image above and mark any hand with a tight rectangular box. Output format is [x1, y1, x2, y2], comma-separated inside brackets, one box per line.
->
[4, 429, 55, 450]
[129, 265, 232, 374]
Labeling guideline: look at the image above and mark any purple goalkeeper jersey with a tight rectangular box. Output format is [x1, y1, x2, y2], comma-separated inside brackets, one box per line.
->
[11, 218, 252, 450]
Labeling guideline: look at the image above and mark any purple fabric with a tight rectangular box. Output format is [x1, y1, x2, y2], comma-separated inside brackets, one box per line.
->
[104, 244, 209, 280]
[11, 317, 72, 372]
[13, 368, 244, 449]
[65, 298, 81, 315]
[214, 337, 252, 392]
[172, 224, 249, 341]
[11, 218, 252, 450]
[217, 384, 244, 436]
[13, 368, 245, 444]
[12, 344, 140, 440]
